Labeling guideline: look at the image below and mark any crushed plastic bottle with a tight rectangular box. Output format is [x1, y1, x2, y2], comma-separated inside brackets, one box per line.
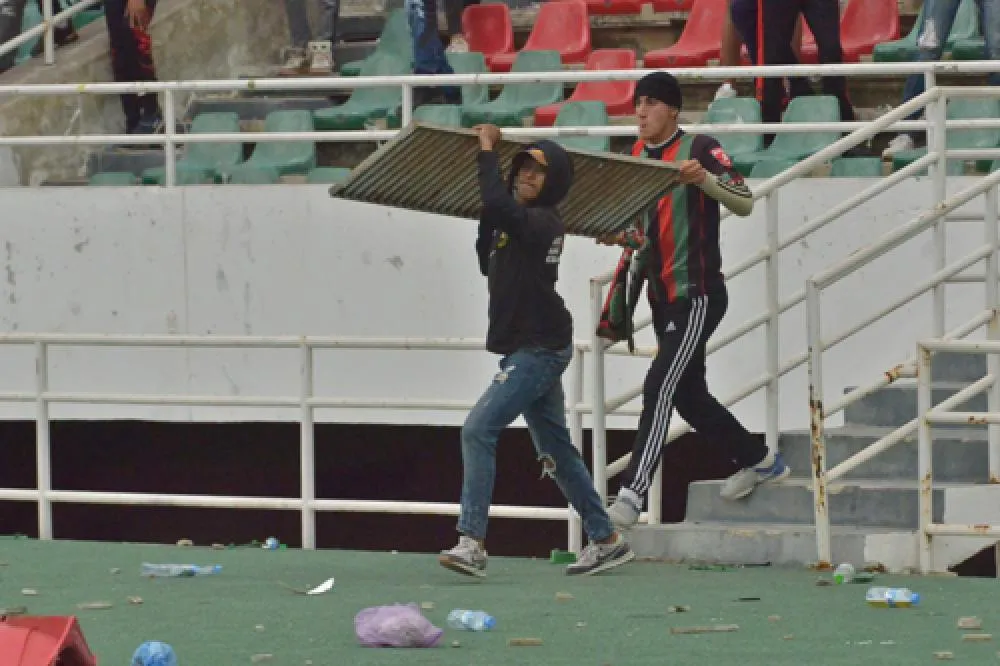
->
[833, 563, 855, 584]
[140, 563, 222, 578]
[865, 586, 920, 608]
[446, 609, 496, 631]
[131, 641, 178, 666]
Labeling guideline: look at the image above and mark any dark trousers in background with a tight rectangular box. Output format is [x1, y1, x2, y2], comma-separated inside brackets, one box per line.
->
[758, 0, 854, 125]
[104, 0, 159, 133]
[444, 0, 478, 36]
[0, 0, 27, 72]
[621, 291, 768, 501]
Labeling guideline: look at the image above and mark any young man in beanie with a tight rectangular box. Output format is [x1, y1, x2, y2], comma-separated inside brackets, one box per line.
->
[439, 124, 635, 577]
[600, 71, 791, 530]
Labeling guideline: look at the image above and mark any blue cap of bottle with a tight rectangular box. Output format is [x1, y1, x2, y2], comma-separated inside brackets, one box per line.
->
[909, 593, 920, 605]
[483, 615, 496, 630]
[131, 641, 178, 666]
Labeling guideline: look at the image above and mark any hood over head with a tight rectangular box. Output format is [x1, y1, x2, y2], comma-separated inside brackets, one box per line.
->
[508, 139, 574, 207]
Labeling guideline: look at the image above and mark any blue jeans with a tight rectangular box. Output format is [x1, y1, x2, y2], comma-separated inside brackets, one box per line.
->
[284, 0, 340, 46]
[458, 345, 614, 542]
[901, 0, 1000, 131]
[405, 0, 453, 75]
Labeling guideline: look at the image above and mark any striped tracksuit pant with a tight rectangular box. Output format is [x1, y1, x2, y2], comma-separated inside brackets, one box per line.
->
[622, 289, 769, 503]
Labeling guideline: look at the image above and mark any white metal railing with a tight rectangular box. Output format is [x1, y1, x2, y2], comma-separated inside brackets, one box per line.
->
[0, 334, 638, 553]
[0, 0, 101, 66]
[806, 81, 1000, 565]
[1, 61, 1000, 186]
[917, 336, 1000, 573]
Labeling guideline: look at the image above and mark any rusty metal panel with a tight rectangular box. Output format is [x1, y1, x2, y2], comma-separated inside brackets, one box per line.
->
[330, 123, 682, 237]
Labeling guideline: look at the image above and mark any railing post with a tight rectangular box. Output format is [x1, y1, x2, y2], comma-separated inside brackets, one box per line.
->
[42, 0, 54, 66]
[930, 86, 948, 337]
[401, 84, 413, 128]
[163, 89, 176, 188]
[589, 279, 609, 506]
[567, 345, 585, 554]
[765, 190, 781, 451]
[916, 342, 933, 573]
[35, 341, 52, 540]
[300, 340, 316, 550]
[806, 279, 831, 567]
[985, 185, 1000, 482]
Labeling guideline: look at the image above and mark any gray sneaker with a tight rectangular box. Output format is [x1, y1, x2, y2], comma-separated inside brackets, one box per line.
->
[438, 536, 487, 577]
[607, 495, 641, 530]
[719, 450, 791, 500]
[566, 533, 635, 576]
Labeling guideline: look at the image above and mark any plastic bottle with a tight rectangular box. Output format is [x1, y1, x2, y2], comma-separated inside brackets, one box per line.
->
[833, 563, 855, 584]
[140, 563, 223, 578]
[865, 586, 920, 608]
[446, 609, 496, 631]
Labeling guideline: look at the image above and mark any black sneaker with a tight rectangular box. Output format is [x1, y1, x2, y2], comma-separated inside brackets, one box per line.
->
[566, 533, 635, 576]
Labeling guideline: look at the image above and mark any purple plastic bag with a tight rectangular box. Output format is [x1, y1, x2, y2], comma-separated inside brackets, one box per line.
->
[355, 603, 444, 648]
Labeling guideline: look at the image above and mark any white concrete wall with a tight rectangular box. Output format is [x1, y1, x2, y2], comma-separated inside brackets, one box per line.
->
[0, 176, 991, 429]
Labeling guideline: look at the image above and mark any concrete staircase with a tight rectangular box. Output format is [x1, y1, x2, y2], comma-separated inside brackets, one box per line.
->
[628, 351, 1000, 573]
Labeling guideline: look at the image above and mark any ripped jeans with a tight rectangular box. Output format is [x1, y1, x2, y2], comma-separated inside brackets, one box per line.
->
[457, 345, 613, 542]
[900, 0, 1000, 136]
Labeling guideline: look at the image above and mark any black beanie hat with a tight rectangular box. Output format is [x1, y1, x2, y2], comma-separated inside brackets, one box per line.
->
[634, 71, 682, 110]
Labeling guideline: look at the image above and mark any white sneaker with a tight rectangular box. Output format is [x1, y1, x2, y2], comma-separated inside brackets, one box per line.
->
[714, 82, 737, 100]
[308, 40, 335, 75]
[719, 450, 791, 501]
[279, 47, 309, 76]
[438, 535, 487, 577]
[446, 35, 469, 53]
[606, 490, 642, 530]
[882, 133, 915, 159]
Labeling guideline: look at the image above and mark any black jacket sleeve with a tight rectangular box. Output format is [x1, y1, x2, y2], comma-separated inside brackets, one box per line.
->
[477, 150, 559, 246]
[475, 220, 492, 277]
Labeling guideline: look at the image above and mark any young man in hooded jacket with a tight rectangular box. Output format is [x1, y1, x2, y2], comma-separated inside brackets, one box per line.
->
[438, 124, 635, 578]
[600, 72, 791, 531]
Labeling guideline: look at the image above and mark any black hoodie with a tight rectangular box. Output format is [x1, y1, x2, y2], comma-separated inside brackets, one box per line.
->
[474, 140, 575, 355]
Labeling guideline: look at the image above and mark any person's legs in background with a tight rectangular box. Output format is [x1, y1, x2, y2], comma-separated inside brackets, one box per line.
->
[715, 7, 742, 100]
[281, 0, 339, 75]
[443, 0, 477, 52]
[800, 0, 854, 121]
[883, 0, 961, 158]
[406, 0, 460, 106]
[31, 0, 78, 57]
[759, 0, 807, 126]
[104, 0, 161, 135]
[0, 0, 27, 73]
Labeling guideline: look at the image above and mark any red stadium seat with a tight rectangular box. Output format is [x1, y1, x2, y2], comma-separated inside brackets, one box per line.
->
[462, 4, 514, 70]
[534, 48, 637, 126]
[652, 0, 694, 11]
[489, 0, 592, 72]
[577, 0, 645, 16]
[643, 0, 727, 68]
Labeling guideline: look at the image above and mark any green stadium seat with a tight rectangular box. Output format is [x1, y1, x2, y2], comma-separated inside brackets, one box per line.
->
[88, 171, 138, 186]
[704, 96, 763, 162]
[314, 54, 410, 131]
[141, 112, 243, 185]
[340, 9, 412, 77]
[412, 104, 464, 126]
[227, 167, 282, 184]
[891, 98, 1000, 174]
[748, 158, 799, 179]
[16, 2, 42, 64]
[222, 110, 316, 180]
[732, 96, 842, 177]
[552, 101, 610, 152]
[873, 1, 924, 62]
[831, 157, 884, 177]
[461, 50, 564, 128]
[307, 167, 353, 184]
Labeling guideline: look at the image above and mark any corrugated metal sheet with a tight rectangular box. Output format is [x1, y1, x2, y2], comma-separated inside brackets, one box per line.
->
[330, 123, 681, 237]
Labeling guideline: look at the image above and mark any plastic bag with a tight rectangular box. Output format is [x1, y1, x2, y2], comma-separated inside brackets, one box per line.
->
[354, 603, 443, 648]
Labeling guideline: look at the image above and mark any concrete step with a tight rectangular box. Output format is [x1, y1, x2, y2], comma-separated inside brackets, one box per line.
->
[932, 352, 989, 383]
[844, 382, 987, 428]
[627, 520, 908, 569]
[779, 426, 990, 483]
[684, 478, 958, 529]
